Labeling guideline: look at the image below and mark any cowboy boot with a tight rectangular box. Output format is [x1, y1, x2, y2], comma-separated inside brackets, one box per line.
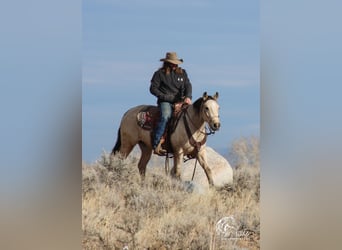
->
[153, 140, 167, 156]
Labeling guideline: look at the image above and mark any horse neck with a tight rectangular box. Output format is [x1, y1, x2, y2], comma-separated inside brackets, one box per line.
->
[185, 104, 205, 131]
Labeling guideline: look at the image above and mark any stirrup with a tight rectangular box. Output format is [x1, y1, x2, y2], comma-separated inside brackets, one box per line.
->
[153, 142, 167, 156]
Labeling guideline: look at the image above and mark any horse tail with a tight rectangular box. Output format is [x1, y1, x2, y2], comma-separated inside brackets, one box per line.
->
[112, 127, 121, 155]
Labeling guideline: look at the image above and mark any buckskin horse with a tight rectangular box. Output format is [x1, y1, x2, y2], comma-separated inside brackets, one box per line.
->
[111, 92, 220, 186]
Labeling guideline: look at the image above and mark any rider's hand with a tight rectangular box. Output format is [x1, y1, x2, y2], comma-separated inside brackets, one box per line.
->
[184, 97, 192, 105]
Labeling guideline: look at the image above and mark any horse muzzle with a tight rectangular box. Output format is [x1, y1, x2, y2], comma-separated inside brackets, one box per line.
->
[210, 121, 221, 131]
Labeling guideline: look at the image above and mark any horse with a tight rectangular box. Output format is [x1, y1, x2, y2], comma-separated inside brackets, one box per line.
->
[111, 92, 221, 186]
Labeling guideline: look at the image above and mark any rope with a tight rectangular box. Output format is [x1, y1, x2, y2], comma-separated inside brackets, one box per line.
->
[205, 125, 216, 135]
[191, 159, 198, 181]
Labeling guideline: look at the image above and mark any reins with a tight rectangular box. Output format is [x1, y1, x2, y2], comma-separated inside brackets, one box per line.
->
[182, 111, 207, 155]
[204, 125, 216, 136]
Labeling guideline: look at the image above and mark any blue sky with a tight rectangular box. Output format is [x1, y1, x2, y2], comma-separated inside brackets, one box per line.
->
[83, 0, 259, 163]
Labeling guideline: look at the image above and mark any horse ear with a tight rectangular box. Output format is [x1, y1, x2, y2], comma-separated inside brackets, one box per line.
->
[213, 92, 219, 100]
[202, 92, 208, 100]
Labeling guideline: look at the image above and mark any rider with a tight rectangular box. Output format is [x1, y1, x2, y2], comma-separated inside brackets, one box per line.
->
[150, 52, 193, 155]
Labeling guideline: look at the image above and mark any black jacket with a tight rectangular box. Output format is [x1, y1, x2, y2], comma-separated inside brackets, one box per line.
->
[150, 68, 192, 104]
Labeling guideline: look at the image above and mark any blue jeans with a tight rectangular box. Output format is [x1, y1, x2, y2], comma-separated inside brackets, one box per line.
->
[153, 102, 172, 148]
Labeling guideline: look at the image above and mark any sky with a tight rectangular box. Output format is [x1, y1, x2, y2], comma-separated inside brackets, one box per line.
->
[82, 0, 260, 163]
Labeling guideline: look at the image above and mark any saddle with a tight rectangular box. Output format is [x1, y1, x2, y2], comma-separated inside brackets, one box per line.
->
[136, 103, 188, 153]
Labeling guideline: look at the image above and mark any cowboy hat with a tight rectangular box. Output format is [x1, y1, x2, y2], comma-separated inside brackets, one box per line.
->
[160, 52, 183, 65]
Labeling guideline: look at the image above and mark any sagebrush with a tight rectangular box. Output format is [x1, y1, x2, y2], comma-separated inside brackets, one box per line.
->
[82, 137, 260, 249]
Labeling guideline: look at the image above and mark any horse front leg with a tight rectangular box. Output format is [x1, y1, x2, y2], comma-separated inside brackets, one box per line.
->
[197, 148, 214, 186]
[171, 150, 184, 180]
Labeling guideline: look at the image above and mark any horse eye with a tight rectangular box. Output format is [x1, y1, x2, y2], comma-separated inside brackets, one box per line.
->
[205, 107, 209, 111]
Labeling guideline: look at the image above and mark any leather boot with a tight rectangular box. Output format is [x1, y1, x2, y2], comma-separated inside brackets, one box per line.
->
[153, 140, 167, 156]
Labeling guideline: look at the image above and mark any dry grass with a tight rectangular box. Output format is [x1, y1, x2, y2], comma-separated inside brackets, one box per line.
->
[82, 137, 260, 249]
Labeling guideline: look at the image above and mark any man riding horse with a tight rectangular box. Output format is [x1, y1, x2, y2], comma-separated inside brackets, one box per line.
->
[150, 52, 193, 155]
[111, 52, 221, 186]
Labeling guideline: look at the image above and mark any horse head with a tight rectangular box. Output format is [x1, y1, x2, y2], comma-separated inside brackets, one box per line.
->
[201, 92, 221, 131]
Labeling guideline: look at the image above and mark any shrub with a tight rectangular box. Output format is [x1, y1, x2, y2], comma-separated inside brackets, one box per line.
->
[83, 137, 260, 249]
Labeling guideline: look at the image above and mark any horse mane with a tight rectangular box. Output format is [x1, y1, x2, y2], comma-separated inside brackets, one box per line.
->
[192, 97, 203, 114]
[192, 95, 216, 114]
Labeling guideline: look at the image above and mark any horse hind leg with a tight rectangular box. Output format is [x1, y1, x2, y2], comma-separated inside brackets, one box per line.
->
[111, 128, 136, 159]
[138, 142, 152, 178]
[117, 142, 135, 159]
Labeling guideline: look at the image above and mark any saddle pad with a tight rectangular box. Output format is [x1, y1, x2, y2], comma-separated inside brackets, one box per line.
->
[136, 104, 187, 131]
[136, 106, 159, 130]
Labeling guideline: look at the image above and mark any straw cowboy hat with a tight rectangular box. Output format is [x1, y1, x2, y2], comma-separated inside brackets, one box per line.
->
[160, 52, 183, 65]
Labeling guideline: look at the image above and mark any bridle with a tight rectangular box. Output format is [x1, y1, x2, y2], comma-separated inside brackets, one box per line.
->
[182, 99, 219, 156]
